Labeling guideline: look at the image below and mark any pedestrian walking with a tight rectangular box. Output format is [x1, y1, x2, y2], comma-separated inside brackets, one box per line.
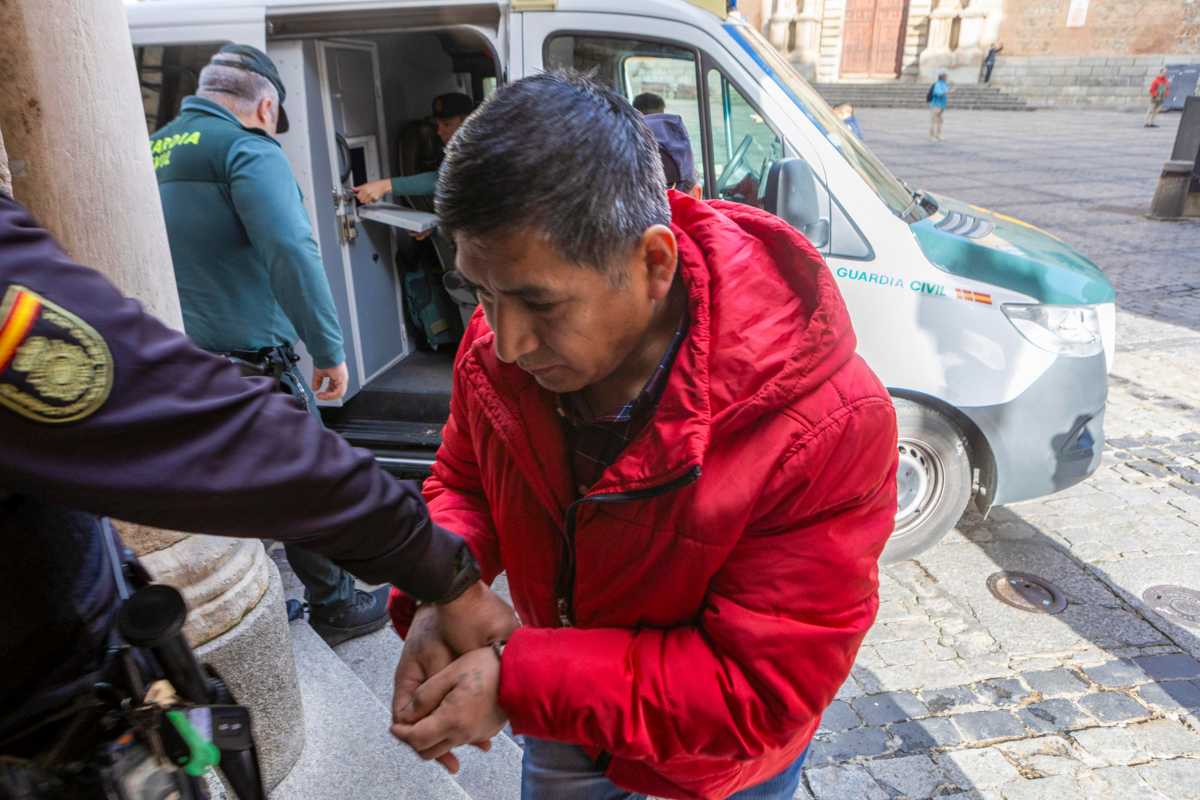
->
[1146, 67, 1170, 127]
[150, 44, 389, 645]
[385, 71, 898, 799]
[0, 193, 518, 795]
[929, 71, 950, 141]
[982, 43, 1004, 83]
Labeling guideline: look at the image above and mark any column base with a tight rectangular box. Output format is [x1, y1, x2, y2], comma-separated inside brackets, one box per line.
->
[197, 559, 305, 791]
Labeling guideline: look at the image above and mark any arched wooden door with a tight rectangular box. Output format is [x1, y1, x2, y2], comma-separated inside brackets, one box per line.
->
[840, 0, 909, 78]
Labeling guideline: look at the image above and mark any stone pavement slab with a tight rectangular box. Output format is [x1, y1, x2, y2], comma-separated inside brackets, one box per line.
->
[793, 107, 1200, 800]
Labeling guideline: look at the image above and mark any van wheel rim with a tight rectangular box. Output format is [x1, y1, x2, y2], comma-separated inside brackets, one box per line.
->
[895, 440, 945, 536]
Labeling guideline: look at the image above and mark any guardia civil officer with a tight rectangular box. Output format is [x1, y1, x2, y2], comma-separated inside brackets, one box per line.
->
[149, 45, 385, 643]
[0, 193, 517, 789]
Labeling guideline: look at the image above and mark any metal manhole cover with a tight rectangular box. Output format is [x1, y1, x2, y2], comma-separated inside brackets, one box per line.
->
[987, 571, 1068, 615]
[1143, 585, 1200, 628]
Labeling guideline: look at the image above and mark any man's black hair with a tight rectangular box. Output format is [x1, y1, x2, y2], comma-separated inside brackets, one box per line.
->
[435, 71, 669, 276]
[632, 92, 667, 114]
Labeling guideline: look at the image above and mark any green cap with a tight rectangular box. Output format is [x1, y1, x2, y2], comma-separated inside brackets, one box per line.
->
[212, 43, 290, 133]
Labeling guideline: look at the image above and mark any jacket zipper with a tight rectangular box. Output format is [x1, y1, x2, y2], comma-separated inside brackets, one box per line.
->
[555, 465, 702, 627]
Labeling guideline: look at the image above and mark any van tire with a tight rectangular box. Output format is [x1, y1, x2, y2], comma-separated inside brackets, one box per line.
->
[883, 398, 973, 564]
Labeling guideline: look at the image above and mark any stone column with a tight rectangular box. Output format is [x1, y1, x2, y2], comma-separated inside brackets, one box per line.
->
[919, 0, 961, 80]
[767, 0, 800, 52]
[953, 2, 988, 79]
[978, 0, 1004, 48]
[0, 129, 12, 199]
[0, 0, 303, 789]
[793, 0, 825, 80]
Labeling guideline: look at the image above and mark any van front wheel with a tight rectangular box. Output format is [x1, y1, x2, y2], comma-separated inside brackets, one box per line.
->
[882, 399, 973, 564]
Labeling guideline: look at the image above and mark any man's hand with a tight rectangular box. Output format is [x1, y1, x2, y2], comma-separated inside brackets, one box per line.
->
[437, 581, 520, 654]
[353, 179, 391, 204]
[391, 647, 506, 773]
[312, 362, 349, 401]
[392, 582, 517, 715]
[391, 582, 517, 770]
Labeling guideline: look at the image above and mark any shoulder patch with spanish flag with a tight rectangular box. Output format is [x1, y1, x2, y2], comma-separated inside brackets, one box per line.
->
[0, 285, 113, 423]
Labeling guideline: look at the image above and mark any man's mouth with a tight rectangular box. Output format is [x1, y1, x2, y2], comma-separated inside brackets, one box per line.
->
[521, 363, 560, 375]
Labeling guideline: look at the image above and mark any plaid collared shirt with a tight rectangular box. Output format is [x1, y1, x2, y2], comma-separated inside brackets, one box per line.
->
[558, 314, 689, 495]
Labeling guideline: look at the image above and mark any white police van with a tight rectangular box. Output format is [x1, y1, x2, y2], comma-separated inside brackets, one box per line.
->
[126, 0, 1115, 561]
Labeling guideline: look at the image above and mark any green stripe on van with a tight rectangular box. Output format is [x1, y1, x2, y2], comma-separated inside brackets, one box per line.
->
[911, 195, 1116, 305]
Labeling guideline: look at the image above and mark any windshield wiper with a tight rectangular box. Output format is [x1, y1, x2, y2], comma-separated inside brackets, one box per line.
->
[902, 189, 938, 221]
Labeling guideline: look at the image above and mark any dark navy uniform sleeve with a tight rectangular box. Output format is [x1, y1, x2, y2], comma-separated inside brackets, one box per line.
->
[0, 196, 463, 602]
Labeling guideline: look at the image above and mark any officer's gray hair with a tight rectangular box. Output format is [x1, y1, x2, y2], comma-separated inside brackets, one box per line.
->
[197, 53, 278, 119]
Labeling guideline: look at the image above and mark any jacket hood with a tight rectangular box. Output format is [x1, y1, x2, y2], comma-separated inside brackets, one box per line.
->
[593, 192, 858, 490]
[461, 192, 858, 497]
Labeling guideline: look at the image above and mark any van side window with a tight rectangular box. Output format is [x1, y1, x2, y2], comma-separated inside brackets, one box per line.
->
[135, 44, 223, 134]
[705, 69, 782, 208]
[545, 35, 704, 188]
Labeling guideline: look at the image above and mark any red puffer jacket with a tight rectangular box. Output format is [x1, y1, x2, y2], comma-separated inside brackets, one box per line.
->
[390, 193, 898, 799]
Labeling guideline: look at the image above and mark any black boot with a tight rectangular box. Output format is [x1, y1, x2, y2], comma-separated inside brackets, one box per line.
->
[309, 586, 391, 646]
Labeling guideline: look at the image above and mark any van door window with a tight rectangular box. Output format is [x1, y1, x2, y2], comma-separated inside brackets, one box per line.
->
[545, 35, 704, 187]
[136, 45, 223, 134]
[705, 69, 781, 208]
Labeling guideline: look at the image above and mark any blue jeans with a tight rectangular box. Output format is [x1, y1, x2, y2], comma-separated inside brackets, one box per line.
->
[520, 738, 807, 800]
[277, 358, 354, 608]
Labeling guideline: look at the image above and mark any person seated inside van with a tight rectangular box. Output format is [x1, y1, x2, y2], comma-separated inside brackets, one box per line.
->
[353, 92, 474, 204]
[643, 112, 703, 200]
[632, 91, 666, 115]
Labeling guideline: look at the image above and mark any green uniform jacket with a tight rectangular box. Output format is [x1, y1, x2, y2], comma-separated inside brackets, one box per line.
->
[390, 171, 438, 198]
[151, 97, 345, 368]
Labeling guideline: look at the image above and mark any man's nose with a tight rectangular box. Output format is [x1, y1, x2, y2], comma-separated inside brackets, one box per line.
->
[491, 304, 539, 365]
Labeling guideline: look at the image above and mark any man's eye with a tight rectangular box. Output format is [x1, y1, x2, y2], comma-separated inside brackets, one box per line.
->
[525, 300, 558, 313]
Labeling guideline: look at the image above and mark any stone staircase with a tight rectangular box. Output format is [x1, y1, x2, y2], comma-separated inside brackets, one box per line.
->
[814, 81, 1033, 111]
[266, 548, 525, 800]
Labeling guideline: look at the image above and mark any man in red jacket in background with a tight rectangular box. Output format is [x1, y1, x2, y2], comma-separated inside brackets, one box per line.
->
[1146, 67, 1170, 128]
[388, 71, 898, 800]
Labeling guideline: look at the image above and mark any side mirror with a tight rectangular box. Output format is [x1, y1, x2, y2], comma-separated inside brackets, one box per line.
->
[763, 158, 830, 249]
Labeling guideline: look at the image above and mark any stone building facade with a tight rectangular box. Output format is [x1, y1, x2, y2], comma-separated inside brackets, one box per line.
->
[739, 0, 1200, 107]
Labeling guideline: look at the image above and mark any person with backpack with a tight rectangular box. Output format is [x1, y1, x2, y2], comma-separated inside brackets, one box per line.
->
[1146, 68, 1170, 128]
[928, 72, 950, 142]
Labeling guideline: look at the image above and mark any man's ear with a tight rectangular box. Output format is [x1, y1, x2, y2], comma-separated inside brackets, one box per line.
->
[639, 224, 678, 302]
[257, 96, 276, 129]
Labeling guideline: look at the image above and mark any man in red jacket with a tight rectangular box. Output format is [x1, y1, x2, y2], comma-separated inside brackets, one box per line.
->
[1146, 67, 1170, 128]
[389, 71, 899, 800]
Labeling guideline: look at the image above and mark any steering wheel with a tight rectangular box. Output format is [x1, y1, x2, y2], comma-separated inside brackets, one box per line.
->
[335, 132, 354, 186]
[715, 134, 755, 197]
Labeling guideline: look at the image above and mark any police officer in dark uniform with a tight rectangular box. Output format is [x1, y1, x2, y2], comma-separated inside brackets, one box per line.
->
[0, 193, 516, 795]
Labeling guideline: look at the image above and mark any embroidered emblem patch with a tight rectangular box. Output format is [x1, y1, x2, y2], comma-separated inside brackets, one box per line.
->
[0, 285, 113, 423]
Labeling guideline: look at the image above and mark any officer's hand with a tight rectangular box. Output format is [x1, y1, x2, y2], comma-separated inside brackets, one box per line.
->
[392, 647, 506, 773]
[353, 179, 391, 204]
[312, 362, 349, 401]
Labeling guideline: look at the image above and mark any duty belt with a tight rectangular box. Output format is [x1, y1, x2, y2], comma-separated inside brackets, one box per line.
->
[221, 345, 298, 380]
[219, 345, 314, 416]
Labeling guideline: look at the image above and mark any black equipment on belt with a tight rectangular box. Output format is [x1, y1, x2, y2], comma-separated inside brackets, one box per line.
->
[221, 345, 313, 415]
[0, 522, 266, 799]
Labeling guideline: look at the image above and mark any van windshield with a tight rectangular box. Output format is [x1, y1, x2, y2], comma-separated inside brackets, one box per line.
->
[723, 20, 925, 222]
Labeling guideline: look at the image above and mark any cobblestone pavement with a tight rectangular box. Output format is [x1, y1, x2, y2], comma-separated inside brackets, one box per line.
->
[789, 108, 1200, 799]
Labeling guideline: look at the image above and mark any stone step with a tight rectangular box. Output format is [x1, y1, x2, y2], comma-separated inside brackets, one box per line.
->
[336, 628, 525, 800]
[270, 621, 471, 800]
[270, 545, 524, 799]
[813, 82, 1033, 111]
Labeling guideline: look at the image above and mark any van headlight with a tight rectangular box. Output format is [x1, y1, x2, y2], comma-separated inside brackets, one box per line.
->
[1001, 304, 1103, 357]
